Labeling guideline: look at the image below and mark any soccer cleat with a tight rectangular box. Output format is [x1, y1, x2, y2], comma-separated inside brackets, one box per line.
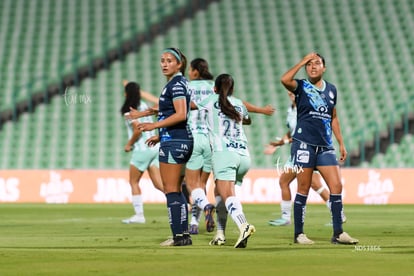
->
[160, 238, 174, 246]
[189, 224, 199, 235]
[268, 218, 291, 226]
[295, 233, 314, 245]
[234, 223, 256, 248]
[173, 234, 192, 246]
[209, 234, 226, 246]
[331, 232, 359, 245]
[204, 204, 216, 232]
[160, 234, 193, 246]
[122, 215, 145, 224]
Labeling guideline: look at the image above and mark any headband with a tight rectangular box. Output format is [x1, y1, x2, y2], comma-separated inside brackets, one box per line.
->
[162, 48, 181, 62]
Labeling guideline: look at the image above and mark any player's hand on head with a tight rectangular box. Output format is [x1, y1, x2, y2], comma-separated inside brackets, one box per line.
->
[302, 52, 318, 65]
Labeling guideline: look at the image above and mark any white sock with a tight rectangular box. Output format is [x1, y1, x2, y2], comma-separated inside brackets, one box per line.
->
[190, 204, 200, 226]
[131, 195, 144, 216]
[225, 196, 247, 229]
[281, 200, 292, 221]
[216, 229, 225, 238]
[215, 196, 228, 232]
[191, 188, 210, 210]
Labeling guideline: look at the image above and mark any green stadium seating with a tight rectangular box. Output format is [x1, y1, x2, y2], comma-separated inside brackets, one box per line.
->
[0, 0, 413, 169]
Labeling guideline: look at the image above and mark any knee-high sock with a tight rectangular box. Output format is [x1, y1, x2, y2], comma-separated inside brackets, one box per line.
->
[281, 200, 292, 221]
[191, 188, 210, 210]
[166, 192, 184, 236]
[225, 196, 247, 229]
[190, 203, 201, 225]
[330, 194, 343, 236]
[215, 195, 228, 233]
[131, 195, 144, 216]
[294, 193, 308, 237]
[180, 192, 189, 233]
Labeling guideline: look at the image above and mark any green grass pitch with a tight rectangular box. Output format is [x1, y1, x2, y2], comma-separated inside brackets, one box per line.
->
[0, 204, 413, 275]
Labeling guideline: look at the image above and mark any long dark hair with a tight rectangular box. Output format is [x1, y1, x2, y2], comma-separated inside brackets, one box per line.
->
[120, 82, 141, 115]
[191, 58, 214, 80]
[215, 74, 241, 122]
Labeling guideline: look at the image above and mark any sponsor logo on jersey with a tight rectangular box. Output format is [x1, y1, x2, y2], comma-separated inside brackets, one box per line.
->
[296, 150, 310, 163]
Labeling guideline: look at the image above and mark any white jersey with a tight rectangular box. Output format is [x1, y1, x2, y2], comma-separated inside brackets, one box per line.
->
[286, 105, 297, 136]
[125, 101, 158, 151]
[196, 94, 250, 156]
[188, 79, 214, 135]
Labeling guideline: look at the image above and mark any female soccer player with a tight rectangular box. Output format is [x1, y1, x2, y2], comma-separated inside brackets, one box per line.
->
[280, 52, 358, 245]
[186, 58, 275, 235]
[120, 82, 163, 224]
[196, 73, 255, 248]
[265, 91, 346, 226]
[137, 47, 194, 246]
[185, 58, 216, 234]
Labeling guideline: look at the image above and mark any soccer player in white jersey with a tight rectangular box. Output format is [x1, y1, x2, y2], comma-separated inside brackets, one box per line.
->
[195, 73, 255, 248]
[186, 58, 276, 235]
[120, 82, 163, 224]
[185, 58, 217, 234]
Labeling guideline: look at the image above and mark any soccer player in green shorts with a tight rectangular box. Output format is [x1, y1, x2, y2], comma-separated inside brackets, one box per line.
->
[195, 73, 255, 248]
[121, 82, 163, 224]
[185, 58, 217, 234]
[186, 58, 276, 235]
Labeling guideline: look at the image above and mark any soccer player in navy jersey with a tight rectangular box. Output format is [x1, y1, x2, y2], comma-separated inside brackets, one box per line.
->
[137, 47, 194, 246]
[281, 52, 358, 245]
[265, 91, 342, 227]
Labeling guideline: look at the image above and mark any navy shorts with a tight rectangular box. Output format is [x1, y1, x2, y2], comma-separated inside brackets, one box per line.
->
[291, 139, 338, 169]
[159, 139, 194, 164]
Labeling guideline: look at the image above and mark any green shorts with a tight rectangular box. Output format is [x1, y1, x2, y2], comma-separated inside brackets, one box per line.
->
[186, 133, 212, 172]
[212, 151, 251, 186]
[130, 147, 159, 172]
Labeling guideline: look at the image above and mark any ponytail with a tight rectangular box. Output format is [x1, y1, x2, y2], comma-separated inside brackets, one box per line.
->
[215, 74, 241, 122]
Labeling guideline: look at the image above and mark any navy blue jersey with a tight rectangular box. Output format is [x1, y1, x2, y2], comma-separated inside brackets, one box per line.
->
[292, 79, 337, 147]
[158, 73, 192, 142]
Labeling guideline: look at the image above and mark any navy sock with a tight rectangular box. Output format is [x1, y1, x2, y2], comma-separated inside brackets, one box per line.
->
[166, 192, 183, 237]
[294, 193, 308, 238]
[180, 192, 189, 233]
[330, 194, 343, 236]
